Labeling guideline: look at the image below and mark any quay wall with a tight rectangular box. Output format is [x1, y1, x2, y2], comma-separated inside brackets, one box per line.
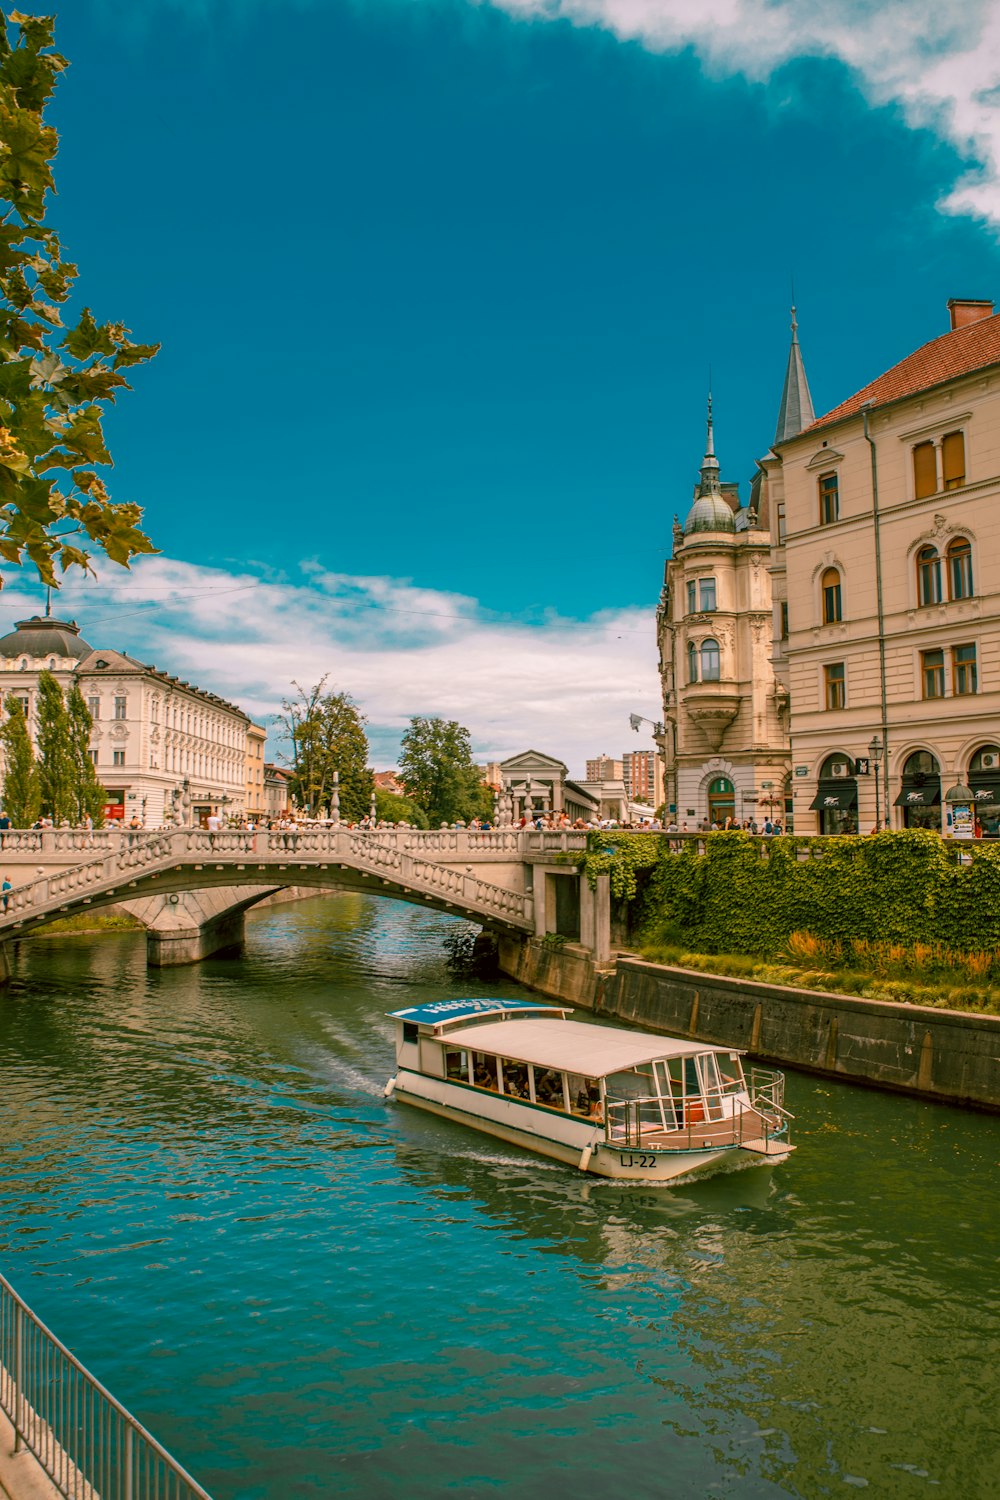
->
[498, 936, 1000, 1112]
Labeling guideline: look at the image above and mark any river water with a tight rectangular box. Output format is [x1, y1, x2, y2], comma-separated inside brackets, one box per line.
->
[0, 894, 997, 1499]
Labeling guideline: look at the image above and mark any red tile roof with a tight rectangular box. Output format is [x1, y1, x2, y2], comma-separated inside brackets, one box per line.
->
[805, 312, 1000, 433]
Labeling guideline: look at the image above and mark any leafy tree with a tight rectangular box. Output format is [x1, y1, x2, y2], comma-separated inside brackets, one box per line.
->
[35, 667, 73, 819]
[374, 788, 429, 828]
[0, 11, 158, 592]
[279, 678, 372, 820]
[66, 683, 104, 824]
[0, 692, 38, 824]
[398, 717, 484, 826]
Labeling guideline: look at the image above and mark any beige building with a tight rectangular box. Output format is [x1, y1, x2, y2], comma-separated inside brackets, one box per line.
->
[0, 614, 251, 826]
[586, 755, 623, 782]
[657, 399, 792, 828]
[766, 296, 1000, 834]
[246, 722, 267, 820]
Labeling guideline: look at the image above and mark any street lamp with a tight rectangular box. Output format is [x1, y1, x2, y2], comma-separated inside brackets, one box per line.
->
[869, 735, 884, 831]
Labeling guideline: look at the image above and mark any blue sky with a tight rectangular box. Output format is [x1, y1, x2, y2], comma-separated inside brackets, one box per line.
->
[6, 0, 1000, 769]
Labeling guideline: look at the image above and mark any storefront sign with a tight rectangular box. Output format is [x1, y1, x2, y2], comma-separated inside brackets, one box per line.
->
[952, 804, 974, 839]
[854, 757, 871, 776]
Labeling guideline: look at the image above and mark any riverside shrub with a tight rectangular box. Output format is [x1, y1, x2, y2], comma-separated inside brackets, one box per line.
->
[585, 830, 1000, 956]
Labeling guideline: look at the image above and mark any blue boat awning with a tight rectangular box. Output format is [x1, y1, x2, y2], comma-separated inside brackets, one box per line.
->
[389, 997, 561, 1027]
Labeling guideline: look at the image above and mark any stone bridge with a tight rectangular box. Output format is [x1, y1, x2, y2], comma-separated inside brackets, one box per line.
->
[0, 826, 607, 972]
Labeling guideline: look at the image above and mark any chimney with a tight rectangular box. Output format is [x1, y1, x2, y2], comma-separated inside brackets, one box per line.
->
[948, 298, 995, 330]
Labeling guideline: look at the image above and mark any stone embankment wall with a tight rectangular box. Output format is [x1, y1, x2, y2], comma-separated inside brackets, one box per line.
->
[498, 936, 1000, 1112]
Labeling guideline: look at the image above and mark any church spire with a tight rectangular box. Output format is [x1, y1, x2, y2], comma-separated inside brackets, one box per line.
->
[698, 391, 722, 496]
[773, 306, 815, 444]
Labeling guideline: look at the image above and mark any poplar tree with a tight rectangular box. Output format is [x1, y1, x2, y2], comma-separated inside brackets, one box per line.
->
[66, 683, 104, 824]
[0, 692, 39, 824]
[0, 11, 158, 593]
[35, 668, 72, 819]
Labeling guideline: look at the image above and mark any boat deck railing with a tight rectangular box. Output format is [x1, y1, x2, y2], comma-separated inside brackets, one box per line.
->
[606, 1080, 794, 1153]
[0, 1271, 213, 1500]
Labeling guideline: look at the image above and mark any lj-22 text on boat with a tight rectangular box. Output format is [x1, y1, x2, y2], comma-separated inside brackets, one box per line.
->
[384, 998, 794, 1183]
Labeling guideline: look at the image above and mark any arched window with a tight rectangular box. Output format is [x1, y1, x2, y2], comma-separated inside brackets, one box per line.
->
[821, 567, 842, 623]
[947, 536, 973, 600]
[47, 657, 55, 670]
[969, 745, 1000, 774]
[687, 641, 698, 684]
[700, 638, 721, 682]
[820, 752, 853, 778]
[903, 750, 940, 778]
[917, 546, 942, 606]
[707, 777, 735, 826]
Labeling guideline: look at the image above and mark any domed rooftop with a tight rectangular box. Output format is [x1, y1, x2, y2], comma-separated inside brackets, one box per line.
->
[685, 495, 736, 535]
[683, 395, 736, 535]
[0, 616, 92, 661]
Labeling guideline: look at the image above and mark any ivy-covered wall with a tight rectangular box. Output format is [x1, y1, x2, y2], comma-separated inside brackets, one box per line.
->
[583, 830, 1000, 955]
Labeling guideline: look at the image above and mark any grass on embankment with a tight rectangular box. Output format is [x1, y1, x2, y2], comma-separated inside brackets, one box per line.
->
[639, 929, 1000, 1016]
[25, 911, 144, 937]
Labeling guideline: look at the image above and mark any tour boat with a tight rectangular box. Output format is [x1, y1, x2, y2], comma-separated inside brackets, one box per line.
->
[384, 997, 794, 1183]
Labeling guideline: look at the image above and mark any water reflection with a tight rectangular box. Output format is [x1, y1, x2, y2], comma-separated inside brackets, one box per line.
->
[0, 894, 997, 1499]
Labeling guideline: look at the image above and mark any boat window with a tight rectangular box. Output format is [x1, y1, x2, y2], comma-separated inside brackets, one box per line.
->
[719, 1054, 744, 1092]
[402, 1022, 418, 1045]
[501, 1060, 530, 1100]
[532, 1067, 566, 1109]
[445, 1049, 470, 1082]
[697, 1054, 726, 1121]
[471, 1052, 499, 1091]
[568, 1074, 603, 1120]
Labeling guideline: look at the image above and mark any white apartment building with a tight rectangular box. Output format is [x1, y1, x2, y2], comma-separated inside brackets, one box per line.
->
[0, 614, 252, 826]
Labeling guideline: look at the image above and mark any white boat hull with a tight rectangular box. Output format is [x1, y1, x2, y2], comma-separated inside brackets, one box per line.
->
[392, 1070, 791, 1184]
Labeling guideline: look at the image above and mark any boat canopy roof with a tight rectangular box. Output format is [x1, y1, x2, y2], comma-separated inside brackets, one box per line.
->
[432, 1016, 737, 1076]
[389, 997, 566, 1031]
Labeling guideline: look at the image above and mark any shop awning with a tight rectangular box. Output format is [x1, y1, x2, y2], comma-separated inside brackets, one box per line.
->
[894, 780, 941, 808]
[809, 779, 858, 811]
[969, 776, 1000, 806]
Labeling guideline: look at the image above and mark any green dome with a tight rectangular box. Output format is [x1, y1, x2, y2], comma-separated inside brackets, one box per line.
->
[684, 495, 735, 535]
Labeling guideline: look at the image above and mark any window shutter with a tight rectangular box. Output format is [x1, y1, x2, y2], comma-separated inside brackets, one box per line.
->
[913, 441, 936, 498]
[942, 431, 965, 489]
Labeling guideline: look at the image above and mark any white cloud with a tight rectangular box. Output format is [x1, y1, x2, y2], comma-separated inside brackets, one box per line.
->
[488, 0, 1000, 225]
[0, 558, 661, 777]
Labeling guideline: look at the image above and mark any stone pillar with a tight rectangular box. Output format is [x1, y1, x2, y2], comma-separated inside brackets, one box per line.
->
[593, 873, 611, 964]
[579, 874, 595, 952]
[145, 906, 246, 967]
[533, 869, 548, 937]
[0, 942, 11, 986]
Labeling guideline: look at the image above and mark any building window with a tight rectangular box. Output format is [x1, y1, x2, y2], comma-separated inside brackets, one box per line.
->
[821, 568, 842, 624]
[87, 696, 100, 720]
[112, 750, 125, 766]
[687, 641, 698, 683]
[698, 578, 717, 612]
[913, 441, 936, 499]
[686, 581, 696, 614]
[953, 643, 978, 695]
[921, 649, 945, 698]
[89, 749, 98, 765]
[780, 601, 789, 639]
[947, 537, 974, 600]
[776, 503, 786, 543]
[818, 472, 839, 525]
[917, 545, 942, 606]
[824, 662, 846, 709]
[114, 696, 127, 720]
[700, 638, 721, 682]
[942, 430, 965, 490]
[16, 696, 29, 717]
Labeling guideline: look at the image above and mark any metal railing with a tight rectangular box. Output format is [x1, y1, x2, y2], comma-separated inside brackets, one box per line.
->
[0, 1273, 213, 1500]
[606, 1076, 793, 1152]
